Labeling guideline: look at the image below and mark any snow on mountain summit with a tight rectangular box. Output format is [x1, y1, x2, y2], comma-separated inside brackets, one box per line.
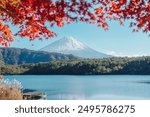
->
[41, 37, 86, 52]
[40, 36, 111, 58]
[55, 36, 86, 50]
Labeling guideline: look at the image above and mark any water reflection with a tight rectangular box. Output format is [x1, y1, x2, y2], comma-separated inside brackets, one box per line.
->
[5, 75, 150, 100]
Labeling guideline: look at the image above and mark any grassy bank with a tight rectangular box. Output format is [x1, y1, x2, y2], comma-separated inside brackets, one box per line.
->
[0, 79, 23, 100]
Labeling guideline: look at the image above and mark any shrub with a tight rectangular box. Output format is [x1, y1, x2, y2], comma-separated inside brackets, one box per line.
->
[0, 79, 23, 100]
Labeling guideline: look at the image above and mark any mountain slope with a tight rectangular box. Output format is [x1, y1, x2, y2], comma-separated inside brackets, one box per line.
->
[40, 37, 111, 58]
[0, 48, 77, 65]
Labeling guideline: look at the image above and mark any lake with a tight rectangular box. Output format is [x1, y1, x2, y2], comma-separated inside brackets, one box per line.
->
[5, 75, 150, 100]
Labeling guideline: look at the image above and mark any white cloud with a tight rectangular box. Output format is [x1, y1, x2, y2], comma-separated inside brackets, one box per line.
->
[104, 51, 150, 57]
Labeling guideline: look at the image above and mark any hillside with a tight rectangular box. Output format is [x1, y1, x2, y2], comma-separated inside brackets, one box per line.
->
[0, 48, 78, 65]
[1, 57, 150, 75]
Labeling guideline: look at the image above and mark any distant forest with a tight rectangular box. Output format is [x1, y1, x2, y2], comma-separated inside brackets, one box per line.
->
[1, 57, 150, 75]
[0, 47, 77, 65]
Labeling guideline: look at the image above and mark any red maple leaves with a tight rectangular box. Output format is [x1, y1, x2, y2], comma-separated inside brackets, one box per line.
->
[0, 22, 13, 47]
[0, 0, 149, 47]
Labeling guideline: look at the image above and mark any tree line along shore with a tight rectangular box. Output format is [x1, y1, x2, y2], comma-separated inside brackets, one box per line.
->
[1, 57, 150, 75]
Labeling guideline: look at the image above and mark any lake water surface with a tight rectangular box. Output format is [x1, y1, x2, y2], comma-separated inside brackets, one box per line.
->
[5, 75, 150, 100]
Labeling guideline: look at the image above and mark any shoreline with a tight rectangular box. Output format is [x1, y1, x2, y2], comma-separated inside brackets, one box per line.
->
[23, 89, 47, 100]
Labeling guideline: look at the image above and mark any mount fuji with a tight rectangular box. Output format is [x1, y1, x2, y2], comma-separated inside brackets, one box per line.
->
[40, 37, 111, 58]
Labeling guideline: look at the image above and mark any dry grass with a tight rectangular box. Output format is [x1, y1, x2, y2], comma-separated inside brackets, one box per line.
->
[0, 79, 23, 100]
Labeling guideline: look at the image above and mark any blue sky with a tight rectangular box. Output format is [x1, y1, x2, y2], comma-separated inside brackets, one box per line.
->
[11, 21, 150, 57]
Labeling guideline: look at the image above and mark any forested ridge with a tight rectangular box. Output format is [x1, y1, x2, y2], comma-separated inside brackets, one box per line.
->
[0, 47, 78, 65]
[1, 57, 150, 75]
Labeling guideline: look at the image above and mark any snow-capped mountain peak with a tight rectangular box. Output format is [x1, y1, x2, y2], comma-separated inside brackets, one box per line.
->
[41, 36, 86, 52]
[56, 36, 86, 50]
[40, 36, 111, 58]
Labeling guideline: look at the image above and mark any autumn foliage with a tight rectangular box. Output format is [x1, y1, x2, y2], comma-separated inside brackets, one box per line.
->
[0, 0, 149, 47]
